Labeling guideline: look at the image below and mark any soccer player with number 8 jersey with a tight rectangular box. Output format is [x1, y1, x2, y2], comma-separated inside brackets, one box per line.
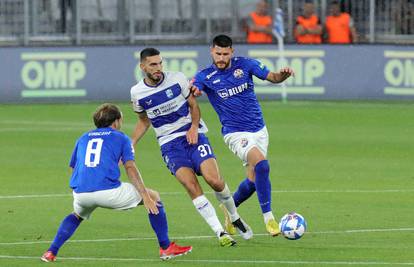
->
[130, 48, 252, 247]
[41, 103, 192, 262]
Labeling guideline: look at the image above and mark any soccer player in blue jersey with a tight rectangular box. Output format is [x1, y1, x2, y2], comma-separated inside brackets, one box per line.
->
[41, 103, 192, 262]
[191, 34, 294, 236]
[130, 48, 252, 247]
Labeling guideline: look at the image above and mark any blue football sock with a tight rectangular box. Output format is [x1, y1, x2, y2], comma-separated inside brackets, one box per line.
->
[255, 160, 272, 213]
[233, 178, 256, 207]
[49, 213, 82, 255]
[148, 201, 170, 249]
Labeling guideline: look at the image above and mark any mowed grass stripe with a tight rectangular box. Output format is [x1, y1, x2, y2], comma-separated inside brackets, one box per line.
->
[1, 228, 414, 246]
[1, 189, 414, 199]
[0, 255, 413, 265]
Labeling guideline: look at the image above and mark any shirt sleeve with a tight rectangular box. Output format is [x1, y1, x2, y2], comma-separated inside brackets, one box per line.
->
[247, 57, 270, 80]
[121, 135, 135, 164]
[193, 72, 206, 91]
[69, 141, 78, 168]
[177, 72, 191, 98]
[131, 90, 144, 113]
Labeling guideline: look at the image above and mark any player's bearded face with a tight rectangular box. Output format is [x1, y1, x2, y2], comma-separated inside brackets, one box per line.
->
[211, 46, 233, 70]
[141, 55, 163, 83]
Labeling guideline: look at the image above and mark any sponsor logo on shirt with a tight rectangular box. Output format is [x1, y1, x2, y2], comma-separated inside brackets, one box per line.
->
[217, 82, 248, 99]
[145, 99, 152, 106]
[206, 70, 217, 80]
[153, 109, 161, 116]
[233, 69, 244, 78]
[213, 79, 220, 84]
[217, 89, 229, 99]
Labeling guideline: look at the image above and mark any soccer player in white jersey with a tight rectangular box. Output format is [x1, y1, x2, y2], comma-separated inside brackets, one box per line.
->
[40, 104, 192, 262]
[191, 35, 294, 236]
[130, 48, 252, 247]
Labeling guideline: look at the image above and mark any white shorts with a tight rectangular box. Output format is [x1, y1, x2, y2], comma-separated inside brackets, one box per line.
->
[73, 182, 143, 219]
[223, 126, 269, 165]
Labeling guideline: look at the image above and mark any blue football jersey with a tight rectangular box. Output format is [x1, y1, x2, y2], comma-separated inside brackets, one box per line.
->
[69, 127, 135, 193]
[193, 57, 270, 135]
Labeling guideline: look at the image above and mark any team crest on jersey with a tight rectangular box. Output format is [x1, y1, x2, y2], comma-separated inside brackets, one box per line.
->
[166, 89, 173, 98]
[233, 69, 244, 78]
[145, 99, 152, 106]
[241, 138, 249, 148]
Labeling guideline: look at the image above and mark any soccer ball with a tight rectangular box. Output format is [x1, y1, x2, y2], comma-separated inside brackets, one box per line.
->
[279, 212, 307, 240]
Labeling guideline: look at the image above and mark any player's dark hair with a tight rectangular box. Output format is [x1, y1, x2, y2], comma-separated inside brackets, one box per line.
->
[140, 47, 160, 62]
[93, 103, 122, 128]
[212, 34, 232, 48]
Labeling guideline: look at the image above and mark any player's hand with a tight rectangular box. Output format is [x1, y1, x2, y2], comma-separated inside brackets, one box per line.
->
[142, 194, 159, 215]
[278, 67, 295, 82]
[190, 85, 203, 97]
[186, 125, 199, 145]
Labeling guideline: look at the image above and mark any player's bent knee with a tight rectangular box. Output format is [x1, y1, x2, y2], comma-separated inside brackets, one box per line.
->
[207, 178, 225, 192]
[247, 147, 266, 165]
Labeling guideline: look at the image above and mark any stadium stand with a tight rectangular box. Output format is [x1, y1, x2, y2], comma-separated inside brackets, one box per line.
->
[0, 0, 413, 46]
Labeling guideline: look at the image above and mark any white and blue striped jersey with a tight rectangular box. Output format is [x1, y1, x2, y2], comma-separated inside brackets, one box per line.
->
[131, 71, 208, 146]
[193, 57, 270, 136]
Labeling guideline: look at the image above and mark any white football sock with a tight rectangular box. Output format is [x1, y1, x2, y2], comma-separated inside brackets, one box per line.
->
[192, 195, 224, 236]
[263, 211, 275, 224]
[214, 184, 240, 222]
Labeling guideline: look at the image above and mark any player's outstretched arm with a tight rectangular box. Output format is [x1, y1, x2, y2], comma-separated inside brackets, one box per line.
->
[124, 160, 159, 214]
[266, 67, 295, 83]
[186, 94, 200, 145]
[132, 112, 151, 146]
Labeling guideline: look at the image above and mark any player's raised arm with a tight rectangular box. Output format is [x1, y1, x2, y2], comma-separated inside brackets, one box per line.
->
[266, 67, 295, 83]
[132, 112, 151, 146]
[186, 94, 201, 145]
[123, 160, 159, 214]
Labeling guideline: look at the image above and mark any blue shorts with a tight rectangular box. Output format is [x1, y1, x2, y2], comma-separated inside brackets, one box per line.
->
[161, 134, 216, 176]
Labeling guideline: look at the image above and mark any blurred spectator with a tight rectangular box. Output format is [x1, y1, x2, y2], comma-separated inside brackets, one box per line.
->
[294, 1, 322, 44]
[325, 1, 358, 44]
[393, 0, 414, 34]
[59, 0, 72, 33]
[246, 0, 273, 44]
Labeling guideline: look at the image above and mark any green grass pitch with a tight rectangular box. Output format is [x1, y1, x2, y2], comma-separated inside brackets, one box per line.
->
[0, 101, 413, 267]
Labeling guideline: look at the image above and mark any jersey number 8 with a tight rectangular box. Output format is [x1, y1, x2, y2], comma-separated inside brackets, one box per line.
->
[85, 138, 103, 167]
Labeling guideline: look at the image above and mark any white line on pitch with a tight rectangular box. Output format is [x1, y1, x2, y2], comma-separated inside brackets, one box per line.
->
[0, 228, 413, 246]
[0, 255, 413, 265]
[1, 189, 413, 199]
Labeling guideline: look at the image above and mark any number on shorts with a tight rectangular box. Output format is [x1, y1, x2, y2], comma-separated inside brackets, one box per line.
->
[84, 138, 103, 167]
[198, 144, 212, 157]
